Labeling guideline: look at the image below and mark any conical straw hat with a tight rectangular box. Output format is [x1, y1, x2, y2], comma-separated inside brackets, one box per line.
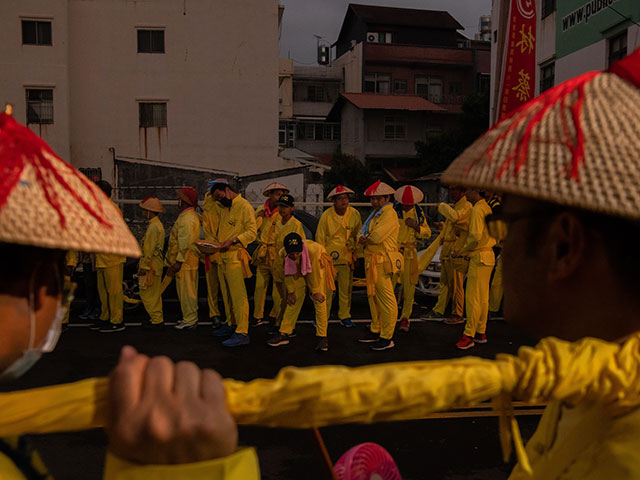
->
[327, 185, 355, 199]
[364, 181, 395, 197]
[442, 49, 640, 220]
[394, 185, 424, 205]
[0, 110, 140, 257]
[140, 197, 165, 213]
[263, 182, 290, 197]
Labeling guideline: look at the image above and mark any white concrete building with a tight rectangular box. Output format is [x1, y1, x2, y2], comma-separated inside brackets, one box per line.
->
[490, 0, 640, 123]
[1, 0, 298, 186]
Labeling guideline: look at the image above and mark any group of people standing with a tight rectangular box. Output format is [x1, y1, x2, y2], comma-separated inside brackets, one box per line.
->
[97, 178, 500, 352]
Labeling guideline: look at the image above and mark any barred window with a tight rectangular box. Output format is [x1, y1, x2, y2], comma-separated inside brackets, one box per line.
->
[541, 0, 556, 19]
[384, 115, 407, 140]
[540, 63, 555, 92]
[139, 102, 167, 127]
[26, 89, 54, 124]
[608, 30, 627, 66]
[137, 29, 165, 53]
[22, 20, 52, 45]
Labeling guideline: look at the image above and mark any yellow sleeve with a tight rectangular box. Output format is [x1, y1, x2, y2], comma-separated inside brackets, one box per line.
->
[65, 251, 78, 268]
[417, 219, 431, 240]
[295, 220, 306, 239]
[201, 211, 217, 242]
[437, 203, 460, 222]
[176, 219, 193, 263]
[366, 208, 397, 245]
[462, 206, 482, 253]
[284, 274, 296, 294]
[315, 212, 328, 246]
[139, 227, 156, 270]
[103, 448, 260, 480]
[254, 206, 264, 232]
[236, 203, 257, 247]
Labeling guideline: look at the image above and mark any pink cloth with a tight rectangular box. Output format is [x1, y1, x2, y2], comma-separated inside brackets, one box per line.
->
[284, 243, 312, 276]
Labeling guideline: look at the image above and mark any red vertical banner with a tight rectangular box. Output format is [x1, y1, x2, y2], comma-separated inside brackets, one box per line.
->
[498, 0, 536, 120]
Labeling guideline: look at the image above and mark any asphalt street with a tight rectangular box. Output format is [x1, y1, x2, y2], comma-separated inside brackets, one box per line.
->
[6, 292, 541, 479]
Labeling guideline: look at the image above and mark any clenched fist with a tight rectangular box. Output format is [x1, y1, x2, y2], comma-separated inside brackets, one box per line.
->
[107, 346, 238, 465]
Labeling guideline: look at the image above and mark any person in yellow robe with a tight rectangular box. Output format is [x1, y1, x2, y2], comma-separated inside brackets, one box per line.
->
[421, 186, 471, 322]
[92, 180, 127, 333]
[252, 182, 288, 326]
[267, 233, 336, 352]
[137, 197, 165, 328]
[393, 185, 431, 332]
[202, 189, 223, 329]
[451, 190, 496, 349]
[61, 250, 77, 332]
[208, 179, 257, 347]
[270, 194, 305, 333]
[488, 193, 505, 316]
[357, 181, 400, 351]
[315, 185, 361, 328]
[0, 108, 256, 478]
[166, 187, 201, 329]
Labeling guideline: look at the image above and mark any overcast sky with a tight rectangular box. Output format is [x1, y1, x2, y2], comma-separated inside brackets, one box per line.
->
[279, 0, 492, 65]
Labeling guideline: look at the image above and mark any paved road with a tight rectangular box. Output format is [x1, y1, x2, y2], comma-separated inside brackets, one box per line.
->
[6, 293, 541, 479]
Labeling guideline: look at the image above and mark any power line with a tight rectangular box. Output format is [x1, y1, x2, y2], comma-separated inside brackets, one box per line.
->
[608, 5, 640, 27]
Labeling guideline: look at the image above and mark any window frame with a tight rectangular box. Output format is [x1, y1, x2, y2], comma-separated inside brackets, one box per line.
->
[25, 88, 54, 125]
[539, 62, 555, 93]
[394, 79, 407, 94]
[383, 115, 407, 141]
[364, 73, 391, 94]
[541, 0, 556, 19]
[21, 19, 52, 46]
[608, 30, 628, 67]
[138, 102, 168, 128]
[137, 28, 165, 54]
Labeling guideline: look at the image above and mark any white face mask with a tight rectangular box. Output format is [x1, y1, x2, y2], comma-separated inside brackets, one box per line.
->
[0, 293, 66, 383]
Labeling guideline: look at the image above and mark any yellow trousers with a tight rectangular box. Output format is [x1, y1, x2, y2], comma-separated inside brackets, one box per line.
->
[397, 253, 417, 320]
[206, 263, 221, 318]
[489, 256, 503, 313]
[326, 264, 353, 321]
[463, 256, 493, 337]
[367, 263, 397, 340]
[139, 274, 163, 324]
[97, 264, 124, 325]
[433, 258, 452, 315]
[218, 259, 249, 335]
[281, 277, 328, 337]
[253, 263, 281, 320]
[175, 268, 199, 325]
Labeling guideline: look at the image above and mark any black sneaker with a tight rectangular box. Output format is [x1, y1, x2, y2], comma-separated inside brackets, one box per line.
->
[143, 321, 165, 330]
[289, 329, 297, 338]
[89, 321, 106, 331]
[371, 338, 395, 351]
[357, 331, 380, 343]
[267, 333, 291, 347]
[250, 317, 264, 327]
[267, 325, 280, 335]
[99, 323, 126, 333]
[315, 337, 329, 352]
[210, 316, 222, 329]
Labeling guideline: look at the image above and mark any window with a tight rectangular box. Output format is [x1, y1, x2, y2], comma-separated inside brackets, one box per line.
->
[364, 73, 391, 94]
[278, 122, 287, 146]
[384, 115, 407, 140]
[477, 73, 490, 94]
[540, 62, 555, 92]
[394, 80, 407, 94]
[541, 0, 556, 19]
[25, 89, 53, 124]
[415, 76, 443, 103]
[426, 124, 443, 138]
[139, 102, 167, 127]
[378, 32, 392, 44]
[296, 122, 340, 141]
[448, 82, 462, 95]
[22, 20, 52, 45]
[608, 30, 627, 66]
[307, 85, 326, 102]
[137, 29, 165, 53]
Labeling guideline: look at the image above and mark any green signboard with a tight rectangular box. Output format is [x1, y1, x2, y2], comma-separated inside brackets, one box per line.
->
[556, 0, 640, 58]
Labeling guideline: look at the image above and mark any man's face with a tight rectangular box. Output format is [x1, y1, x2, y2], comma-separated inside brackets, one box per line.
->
[268, 189, 285, 204]
[211, 187, 227, 202]
[501, 195, 550, 337]
[466, 189, 480, 204]
[287, 252, 302, 261]
[401, 204, 413, 212]
[279, 205, 293, 218]
[449, 187, 464, 202]
[332, 194, 350, 210]
[369, 195, 388, 210]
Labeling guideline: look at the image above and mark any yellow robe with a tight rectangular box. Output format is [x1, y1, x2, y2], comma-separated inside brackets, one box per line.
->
[138, 216, 165, 325]
[166, 208, 201, 325]
[460, 199, 496, 338]
[315, 206, 362, 321]
[214, 195, 257, 334]
[272, 216, 306, 326]
[280, 240, 335, 336]
[363, 203, 400, 340]
[252, 204, 282, 320]
[62, 251, 78, 325]
[201, 203, 222, 319]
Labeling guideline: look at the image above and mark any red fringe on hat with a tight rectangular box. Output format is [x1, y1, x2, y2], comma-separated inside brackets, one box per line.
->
[0, 113, 111, 229]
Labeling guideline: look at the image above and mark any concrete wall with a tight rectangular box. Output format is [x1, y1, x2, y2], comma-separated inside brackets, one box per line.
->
[364, 110, 424, 158]
[2, 0, 282, 182]
[279, 58, 294, 120]
[334, 42, 363, 93]
[1, 0, 71, 161]
[340, 102, 365, 160]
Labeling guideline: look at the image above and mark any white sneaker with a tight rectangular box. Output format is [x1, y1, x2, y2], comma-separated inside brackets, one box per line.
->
[174, 321, 197, 330]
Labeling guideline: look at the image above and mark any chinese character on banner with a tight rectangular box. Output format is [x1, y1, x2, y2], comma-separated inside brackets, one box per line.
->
[498, 0, 536, 120]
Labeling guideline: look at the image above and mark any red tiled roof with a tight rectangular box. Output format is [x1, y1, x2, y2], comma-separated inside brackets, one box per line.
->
[384, 167, 424, 183]
[350, 4, 463, 30]
[341, 93, 446, 112]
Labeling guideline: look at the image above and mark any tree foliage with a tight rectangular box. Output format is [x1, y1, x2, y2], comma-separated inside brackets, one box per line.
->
[323, 152, 374, 201]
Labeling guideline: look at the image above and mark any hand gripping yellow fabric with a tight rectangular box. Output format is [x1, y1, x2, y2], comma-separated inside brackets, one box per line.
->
[2, 334, 640, 477]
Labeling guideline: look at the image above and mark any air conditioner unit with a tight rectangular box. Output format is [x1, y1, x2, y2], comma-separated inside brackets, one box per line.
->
[367, 32, 379, 43]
